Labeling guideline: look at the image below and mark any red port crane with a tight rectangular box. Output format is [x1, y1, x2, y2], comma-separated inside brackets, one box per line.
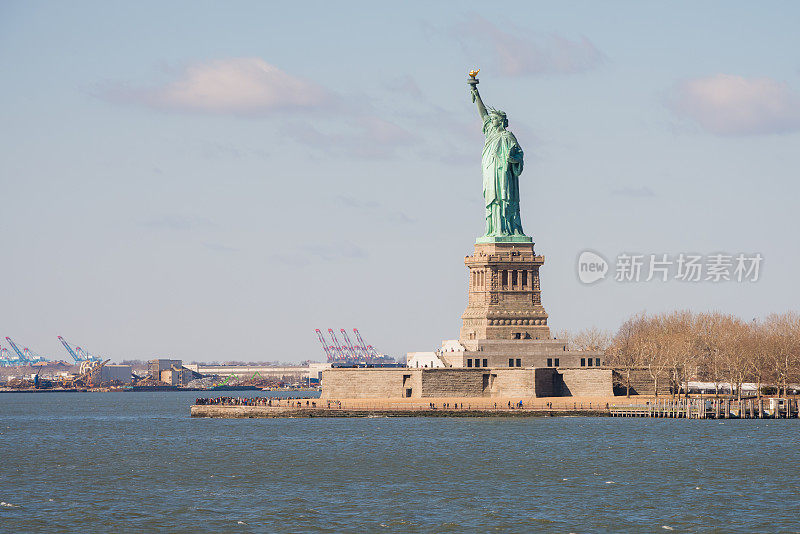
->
[352, 329, 373, 363]
[315, 329, 335, 363]
[327, 329, 347, 361]
[339, 329, 361, 360]
[315, 328, 383, 364]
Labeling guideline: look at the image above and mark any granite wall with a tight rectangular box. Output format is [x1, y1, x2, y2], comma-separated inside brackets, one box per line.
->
[320, 369, 421, 399]
[320, 367, 614, 399]
[558, 369, 614, 397]
[420, 369, 486, 397]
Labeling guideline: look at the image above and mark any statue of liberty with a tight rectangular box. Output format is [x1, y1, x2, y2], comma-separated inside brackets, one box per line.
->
[468, 71, 530, 243]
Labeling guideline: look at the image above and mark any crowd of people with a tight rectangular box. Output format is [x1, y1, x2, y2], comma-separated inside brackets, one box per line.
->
[193, 397, 609, 411]
[195, 397, 532, 410]
[194, 396, 317, 407]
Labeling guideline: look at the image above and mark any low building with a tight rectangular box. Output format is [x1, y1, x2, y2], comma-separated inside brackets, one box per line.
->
[99, 365, 132, 384]
[321, 367, 614, 399]
[413, 337, 604, 370]
[406, 352, 445, 368]
[149, 359, 195, 386]
[308, 362, 331, 382]
[149, 359, 182, 377]
[454, 338, 604, 369]
[183, 363, 331, 384]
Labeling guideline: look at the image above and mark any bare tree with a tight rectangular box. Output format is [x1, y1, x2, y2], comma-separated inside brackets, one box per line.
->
[640, 315, 670, 397]
[552, 329, 573, 349]
[694, 312, 727, 396]
[658, 310, 694, 398]
[608, 308, 799, 398]
[572, 327, 613, 352]
[764, 312, 800, 397]
[718, 316, 750, 400]
[608, 313, 646, 397]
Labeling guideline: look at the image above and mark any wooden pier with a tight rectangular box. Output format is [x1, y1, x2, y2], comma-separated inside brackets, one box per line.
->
[610, 397, 800, 419]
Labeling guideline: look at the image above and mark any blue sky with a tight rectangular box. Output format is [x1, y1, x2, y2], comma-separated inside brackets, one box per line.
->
[1, 1, 799, 362]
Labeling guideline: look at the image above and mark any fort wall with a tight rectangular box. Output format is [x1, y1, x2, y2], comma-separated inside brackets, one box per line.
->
[559, 369, 614, 397]
[320, 369, 419, 399]
[420, 369, 485, 397]
[321, 367, 614, 399]
[489, 368, 535, 396]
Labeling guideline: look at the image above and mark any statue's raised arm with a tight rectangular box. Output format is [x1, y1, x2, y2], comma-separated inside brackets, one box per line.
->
[468, 69, 488, 122]
[471, 86, 488, 121]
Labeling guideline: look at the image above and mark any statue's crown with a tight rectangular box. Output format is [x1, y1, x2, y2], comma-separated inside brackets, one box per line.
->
[488, 107, 507, 118]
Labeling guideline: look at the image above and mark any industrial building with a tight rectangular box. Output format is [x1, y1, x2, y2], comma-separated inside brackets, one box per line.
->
[183, 363, 331, 383]
[148, 359, 196, 386]
[99, 365, 132, 384]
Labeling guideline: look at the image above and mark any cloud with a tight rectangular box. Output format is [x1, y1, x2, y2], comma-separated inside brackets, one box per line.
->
[335, 195, 415, 224]
[305, 243, 367, 261]
[100, 58, 333, 116]
[358, 116, 416, 146]
[285, 116, 418, 158]
[396, 102, 485, 166]
[384, 75, 423, 99]
[97, 58, 469, 160]
[457, 16, 603, 76]
[336, 195, 379, 209]
[668, 74, 800, 135]
[197, 140, 269, 160]
[272, 243, 368, 266]
[385, 211, 415, 224]
[203, 242, 238, 253]
[140, 215, 215, 230]
[611, 186, 656, 198]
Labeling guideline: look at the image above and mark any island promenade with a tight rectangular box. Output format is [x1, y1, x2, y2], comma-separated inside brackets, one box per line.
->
[191, 395, 800, 419]
[191, 395, 613, 418]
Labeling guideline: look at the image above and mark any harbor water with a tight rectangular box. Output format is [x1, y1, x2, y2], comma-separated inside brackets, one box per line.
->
[1, 391, 799, 533]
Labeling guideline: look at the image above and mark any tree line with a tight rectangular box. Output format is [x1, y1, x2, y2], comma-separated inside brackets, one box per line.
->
[559, 311, 800, 398]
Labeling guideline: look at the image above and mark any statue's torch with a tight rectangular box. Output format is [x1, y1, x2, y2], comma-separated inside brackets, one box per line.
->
[468, 69, 480, 102]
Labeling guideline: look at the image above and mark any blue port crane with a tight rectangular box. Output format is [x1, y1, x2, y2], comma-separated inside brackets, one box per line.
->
[0, 346, 16, 367]
[2, 345, 24, 366]
[58, 336, 84, 363]
[23, 347, 47, 364]
[58, 336, 101, 363]
[5, 337, 30, 365]
[6, 337, 48, 364]
[76, 346, 101, 362]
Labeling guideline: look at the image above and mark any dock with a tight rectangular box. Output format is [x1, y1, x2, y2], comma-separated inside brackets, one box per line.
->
[609, 397, 799, 419]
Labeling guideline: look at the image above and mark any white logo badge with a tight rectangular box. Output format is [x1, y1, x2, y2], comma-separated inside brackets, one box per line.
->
[577, 250, 608, 284]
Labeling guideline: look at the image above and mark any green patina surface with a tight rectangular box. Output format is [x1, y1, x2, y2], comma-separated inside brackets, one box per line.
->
[469, 75, 530, 244]
[475, 235, 533, 244]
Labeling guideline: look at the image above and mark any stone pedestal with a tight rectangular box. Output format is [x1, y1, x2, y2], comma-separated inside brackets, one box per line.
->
[460, 241, 550, 343]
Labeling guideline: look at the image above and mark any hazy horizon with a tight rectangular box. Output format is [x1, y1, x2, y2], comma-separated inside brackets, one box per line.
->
[2, 1, 799, 363]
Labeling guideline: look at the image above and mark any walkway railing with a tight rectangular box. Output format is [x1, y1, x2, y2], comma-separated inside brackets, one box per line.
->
[609, 398, 799, 419]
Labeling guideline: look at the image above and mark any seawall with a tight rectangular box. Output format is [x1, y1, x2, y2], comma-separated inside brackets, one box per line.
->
[190, 404, 609, 418]
[191, 396, 800, 419]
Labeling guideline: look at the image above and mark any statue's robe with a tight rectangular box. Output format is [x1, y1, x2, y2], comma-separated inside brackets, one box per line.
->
[482, 116, 525, 236]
